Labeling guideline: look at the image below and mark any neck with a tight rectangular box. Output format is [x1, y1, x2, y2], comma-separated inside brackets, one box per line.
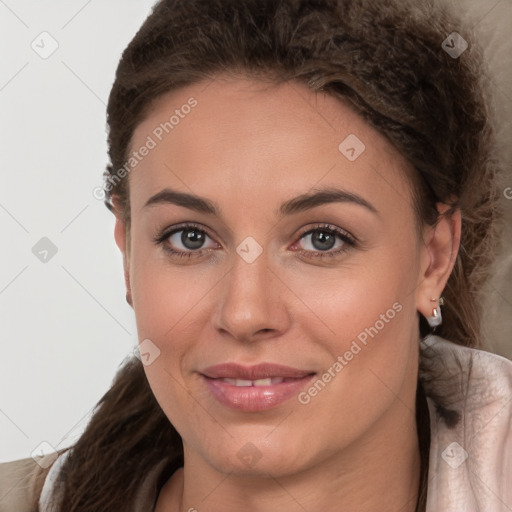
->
[157, 398, 423, 512]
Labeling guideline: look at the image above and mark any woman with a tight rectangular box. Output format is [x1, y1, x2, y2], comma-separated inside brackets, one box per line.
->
[1, 0, 510, 510]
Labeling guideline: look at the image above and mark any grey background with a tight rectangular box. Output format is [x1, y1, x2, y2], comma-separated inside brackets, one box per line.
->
[0, 0, 511, 462]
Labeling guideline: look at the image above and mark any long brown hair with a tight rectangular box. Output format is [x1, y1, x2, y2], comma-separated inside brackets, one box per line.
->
[37, 0, 504, 510]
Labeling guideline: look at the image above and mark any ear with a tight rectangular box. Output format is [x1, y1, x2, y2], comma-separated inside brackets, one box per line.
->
[416, 203, 461, 320]
[113, 213, 133, 308]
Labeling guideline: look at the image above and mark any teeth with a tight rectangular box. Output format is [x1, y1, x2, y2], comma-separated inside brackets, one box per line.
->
[235, 379, 253, 387]
[221, 377, 285, 386]
[253, 378, 272, 386]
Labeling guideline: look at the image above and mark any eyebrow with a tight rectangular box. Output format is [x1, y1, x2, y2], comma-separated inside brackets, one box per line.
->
[143, 186, 379, 218]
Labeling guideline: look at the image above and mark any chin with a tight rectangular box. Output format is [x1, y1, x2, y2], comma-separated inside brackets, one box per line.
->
[196, 433, 315, 478]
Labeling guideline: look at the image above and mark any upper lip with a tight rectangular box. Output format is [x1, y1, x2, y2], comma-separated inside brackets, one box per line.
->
[201, 363, 314, 380]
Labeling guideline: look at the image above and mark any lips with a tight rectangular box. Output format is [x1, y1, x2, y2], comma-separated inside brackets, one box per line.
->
[200, 363, 315, 411]
[201, 362, 313, 380]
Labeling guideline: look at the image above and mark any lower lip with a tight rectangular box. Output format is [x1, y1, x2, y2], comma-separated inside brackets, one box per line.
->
[201, 375, 315, 412]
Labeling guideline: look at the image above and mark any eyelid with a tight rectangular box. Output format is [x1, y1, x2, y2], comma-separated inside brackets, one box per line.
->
[290, 223, 356, 259]
[295, 223, 356, 244]
[154, 222, 357, 259]
[153, 222, 218, 246]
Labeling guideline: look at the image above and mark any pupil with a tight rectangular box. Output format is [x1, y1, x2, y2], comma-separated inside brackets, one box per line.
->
[312, 230, 335, 251]
[182, 229, 204, 249]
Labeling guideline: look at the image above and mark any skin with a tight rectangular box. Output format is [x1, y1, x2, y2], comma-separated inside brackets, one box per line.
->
[113, 75, 461, 512]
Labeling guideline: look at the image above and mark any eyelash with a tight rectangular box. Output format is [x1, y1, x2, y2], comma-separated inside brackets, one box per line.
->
[153, 222, 357, 260]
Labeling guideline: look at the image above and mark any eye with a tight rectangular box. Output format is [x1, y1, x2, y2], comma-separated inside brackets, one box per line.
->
[154, 223, 219, 259]
[292, 224, 356, 259]
[154, 222, 356, 261]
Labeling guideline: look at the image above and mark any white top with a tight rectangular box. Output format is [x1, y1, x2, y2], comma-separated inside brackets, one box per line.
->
[39, 334, 512, 511]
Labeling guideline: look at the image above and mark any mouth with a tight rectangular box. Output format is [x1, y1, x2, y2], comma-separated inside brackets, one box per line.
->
[200, 363, 316, 411]
[214, 377, 300, 386]
[201, 362, 314, 380]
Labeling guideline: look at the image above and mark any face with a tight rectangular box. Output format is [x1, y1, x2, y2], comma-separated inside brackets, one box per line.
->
[115, 76, 445, 478]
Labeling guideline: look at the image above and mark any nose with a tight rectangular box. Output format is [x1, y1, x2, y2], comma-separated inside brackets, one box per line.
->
[212, 251, 291, 343]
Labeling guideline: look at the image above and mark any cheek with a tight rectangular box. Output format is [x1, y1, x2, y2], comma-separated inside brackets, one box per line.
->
[129, 236, 222, 414]
[293, 238, 419, 410]
[300, 236, 418, 343]
[292, 301, 416, 454]
[129, 232, 215, 341]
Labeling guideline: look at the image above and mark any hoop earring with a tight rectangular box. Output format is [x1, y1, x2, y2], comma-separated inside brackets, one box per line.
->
[427, 297, 444, 329]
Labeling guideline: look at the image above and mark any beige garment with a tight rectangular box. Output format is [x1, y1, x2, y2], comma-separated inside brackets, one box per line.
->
[0, 454, 55, 512]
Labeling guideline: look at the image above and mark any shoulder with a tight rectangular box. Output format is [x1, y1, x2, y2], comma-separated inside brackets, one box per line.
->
[422, 335, 512, 510]
[421, 334, 512, 397]
[421, 333, 512, 425]
[0, 454, 55, 512]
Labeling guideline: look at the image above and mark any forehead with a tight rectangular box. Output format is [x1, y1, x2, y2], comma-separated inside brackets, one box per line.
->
[127, 76, 415, 221]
